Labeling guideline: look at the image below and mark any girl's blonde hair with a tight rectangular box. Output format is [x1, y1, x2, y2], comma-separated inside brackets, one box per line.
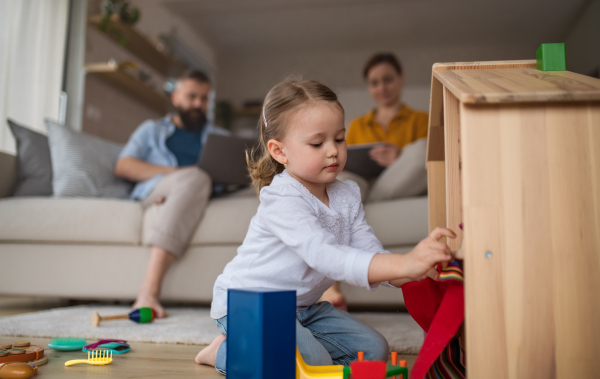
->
[247, 78, 344, 191]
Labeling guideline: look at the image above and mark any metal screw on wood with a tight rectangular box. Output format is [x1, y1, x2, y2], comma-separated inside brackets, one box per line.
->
[485, 251, 492, 258]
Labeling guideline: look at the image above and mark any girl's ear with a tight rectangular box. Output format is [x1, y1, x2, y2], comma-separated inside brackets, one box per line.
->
[267, 139, 287, 165]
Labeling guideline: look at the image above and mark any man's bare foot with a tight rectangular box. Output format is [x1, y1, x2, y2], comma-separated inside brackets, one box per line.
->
[132, 293, 167, 318]
[195, 334, 226, 366]
[320, 284, 347, 311]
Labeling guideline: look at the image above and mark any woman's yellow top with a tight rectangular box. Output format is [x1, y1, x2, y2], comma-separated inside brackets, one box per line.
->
[346, 105, 429, 149]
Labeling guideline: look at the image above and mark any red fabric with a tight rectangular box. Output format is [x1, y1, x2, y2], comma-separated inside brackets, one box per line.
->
[401, 278, 464, 379]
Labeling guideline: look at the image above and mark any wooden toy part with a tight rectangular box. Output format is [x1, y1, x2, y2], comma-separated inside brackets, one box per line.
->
[92, 311, 128, 327]
[357, 351, 364, 362]
[92, 307, 156, 327]
[0, 346, 44, 365]
[0, 362, 37, 379]
[296, 347, 344, 379]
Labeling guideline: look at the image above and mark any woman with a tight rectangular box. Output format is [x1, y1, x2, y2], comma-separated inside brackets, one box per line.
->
[322, 53, 430, 309]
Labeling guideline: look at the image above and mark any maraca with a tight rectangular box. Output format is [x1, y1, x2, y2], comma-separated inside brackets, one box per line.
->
[92, 307, 156, 327]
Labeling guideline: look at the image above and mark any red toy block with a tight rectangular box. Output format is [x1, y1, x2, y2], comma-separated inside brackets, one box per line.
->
[350, 361, 387, 379]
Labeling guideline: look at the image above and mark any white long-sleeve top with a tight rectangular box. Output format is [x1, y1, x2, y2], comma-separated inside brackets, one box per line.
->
[210, 170, 391, 319]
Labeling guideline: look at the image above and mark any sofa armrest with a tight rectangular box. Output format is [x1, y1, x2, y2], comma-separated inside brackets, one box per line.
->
[0, 151, 17, 198]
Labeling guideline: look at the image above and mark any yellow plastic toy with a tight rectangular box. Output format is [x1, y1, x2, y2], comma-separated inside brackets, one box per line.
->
[296, 348, 408, 379]
[296, 347, 344, 379]
[65, 350, 113, 367]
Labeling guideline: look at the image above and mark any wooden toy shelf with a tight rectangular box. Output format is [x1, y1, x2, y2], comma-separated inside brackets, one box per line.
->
[426, 60, 600, 378]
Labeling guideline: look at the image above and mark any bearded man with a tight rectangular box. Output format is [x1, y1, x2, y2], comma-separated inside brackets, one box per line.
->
[115, 70, 229, 317]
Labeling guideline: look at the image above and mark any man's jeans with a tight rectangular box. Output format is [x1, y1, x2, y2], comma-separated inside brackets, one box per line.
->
[213, 301, 389, 375]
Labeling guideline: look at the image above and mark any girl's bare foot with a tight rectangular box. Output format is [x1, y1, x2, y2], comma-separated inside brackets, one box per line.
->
[195, 334, 226, 366]
[320, 284, 347, 311]
[132, 293, 167, 318]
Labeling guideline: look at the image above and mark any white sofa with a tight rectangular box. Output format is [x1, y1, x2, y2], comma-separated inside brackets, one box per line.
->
[0, 151, 428, 308]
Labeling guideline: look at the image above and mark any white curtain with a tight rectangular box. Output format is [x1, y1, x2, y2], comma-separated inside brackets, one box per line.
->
[0, 0, 69, 154]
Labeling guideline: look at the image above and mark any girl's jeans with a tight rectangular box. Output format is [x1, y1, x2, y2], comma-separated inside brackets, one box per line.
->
[213, 301, 389, 374]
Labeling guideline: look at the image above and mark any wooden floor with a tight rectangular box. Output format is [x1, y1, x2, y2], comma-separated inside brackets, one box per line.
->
[0, 296, 416, 378]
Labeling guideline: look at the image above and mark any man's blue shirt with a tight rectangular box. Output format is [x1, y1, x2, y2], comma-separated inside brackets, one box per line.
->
[119, 114, 229, 200]
[166, 127, 204, 167]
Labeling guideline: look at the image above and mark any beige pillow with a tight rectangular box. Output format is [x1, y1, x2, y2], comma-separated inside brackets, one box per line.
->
[367, 138, 428, 202]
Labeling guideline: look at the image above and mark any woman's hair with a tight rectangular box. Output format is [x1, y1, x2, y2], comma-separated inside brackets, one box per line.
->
[247, 78, 343, 191]
[362, 52, 403, 79]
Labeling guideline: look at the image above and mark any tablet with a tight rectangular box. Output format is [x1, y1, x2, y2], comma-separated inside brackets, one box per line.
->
[344, 143, 386, 179]
[198, 134, 258, 186]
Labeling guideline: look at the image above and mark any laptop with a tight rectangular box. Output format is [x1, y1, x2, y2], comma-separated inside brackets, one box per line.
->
[198, 134, 258, 186]
[344, 143, 386, 179]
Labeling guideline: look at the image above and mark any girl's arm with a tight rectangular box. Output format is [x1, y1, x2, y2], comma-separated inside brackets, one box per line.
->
[368, 227, 455, 286]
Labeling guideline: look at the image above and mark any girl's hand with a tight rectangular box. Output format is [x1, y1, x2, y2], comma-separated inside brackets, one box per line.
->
[402, 227, 455, 281]
[369, 143, 400, 167]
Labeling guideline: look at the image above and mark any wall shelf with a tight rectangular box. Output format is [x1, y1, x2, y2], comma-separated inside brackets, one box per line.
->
[85, 63, 170, 114]
[88, 14, 184, 76]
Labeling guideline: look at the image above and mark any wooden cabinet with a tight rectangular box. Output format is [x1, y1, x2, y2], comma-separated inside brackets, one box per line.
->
[426, 60, 600, 378]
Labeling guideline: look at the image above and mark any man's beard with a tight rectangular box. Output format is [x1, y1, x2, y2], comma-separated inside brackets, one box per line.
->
[176, 106, 207, 132]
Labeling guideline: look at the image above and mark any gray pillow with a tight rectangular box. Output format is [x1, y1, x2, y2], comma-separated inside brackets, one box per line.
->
[45, 119, 133, 198]
[7, 119, 53, 196]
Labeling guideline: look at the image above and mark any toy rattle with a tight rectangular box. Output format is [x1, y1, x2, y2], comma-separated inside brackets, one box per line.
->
[92, 307, 156, 327]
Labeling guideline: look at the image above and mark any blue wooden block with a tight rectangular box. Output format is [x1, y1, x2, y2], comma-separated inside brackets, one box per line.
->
[227, 288, 296, 379]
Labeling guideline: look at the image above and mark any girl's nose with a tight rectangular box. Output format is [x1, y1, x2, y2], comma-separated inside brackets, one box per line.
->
[327, 143, 338, 157]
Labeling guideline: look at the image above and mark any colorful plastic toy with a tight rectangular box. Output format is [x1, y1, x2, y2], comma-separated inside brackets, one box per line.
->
[296, 347, 344, 379]
[65, 350, 113, 367]
[536, 43, 566, 71]
[391, 351, 398, 379]
[227, 288, 296, 379]
[92, 307, 156, 327]
[296, 348, 408, 379]
[0, 362, 37, 379]
[83, 339, 130, 354]
[47, 337, 86, 351]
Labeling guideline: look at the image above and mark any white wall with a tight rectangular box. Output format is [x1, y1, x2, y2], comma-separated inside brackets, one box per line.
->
[216, 43, 534, 122]
[337, 85, 431, 126]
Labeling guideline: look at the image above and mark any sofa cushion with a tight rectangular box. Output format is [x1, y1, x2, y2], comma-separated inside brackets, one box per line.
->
[143, 195, 427, 248]
[143, 196, 261, 246]
[0, 197, 142, 244]
[7, 119, 53, 196]
[45, 119, 133, 199]
[364, 196, 428, 246]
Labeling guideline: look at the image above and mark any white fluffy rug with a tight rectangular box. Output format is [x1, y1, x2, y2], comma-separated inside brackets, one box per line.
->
[0, 305, 423, 354]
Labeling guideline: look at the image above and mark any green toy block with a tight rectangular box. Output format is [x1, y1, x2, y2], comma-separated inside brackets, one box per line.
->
[536, 43, 566, 71]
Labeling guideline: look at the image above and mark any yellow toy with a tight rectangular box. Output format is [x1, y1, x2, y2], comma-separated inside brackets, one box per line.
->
[295, 348, 408, 379]
[64, 350, 113, 367]
[296, 347, 344, 379]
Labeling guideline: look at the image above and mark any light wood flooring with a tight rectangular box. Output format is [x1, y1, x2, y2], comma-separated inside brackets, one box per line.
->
[0, 296, 416, 378]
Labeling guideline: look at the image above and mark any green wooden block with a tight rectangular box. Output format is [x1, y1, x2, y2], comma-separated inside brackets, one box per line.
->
[536, 43, 566, 71]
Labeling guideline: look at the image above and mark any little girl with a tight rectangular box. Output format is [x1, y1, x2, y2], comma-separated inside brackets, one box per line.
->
[195, 78, 455, 374]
